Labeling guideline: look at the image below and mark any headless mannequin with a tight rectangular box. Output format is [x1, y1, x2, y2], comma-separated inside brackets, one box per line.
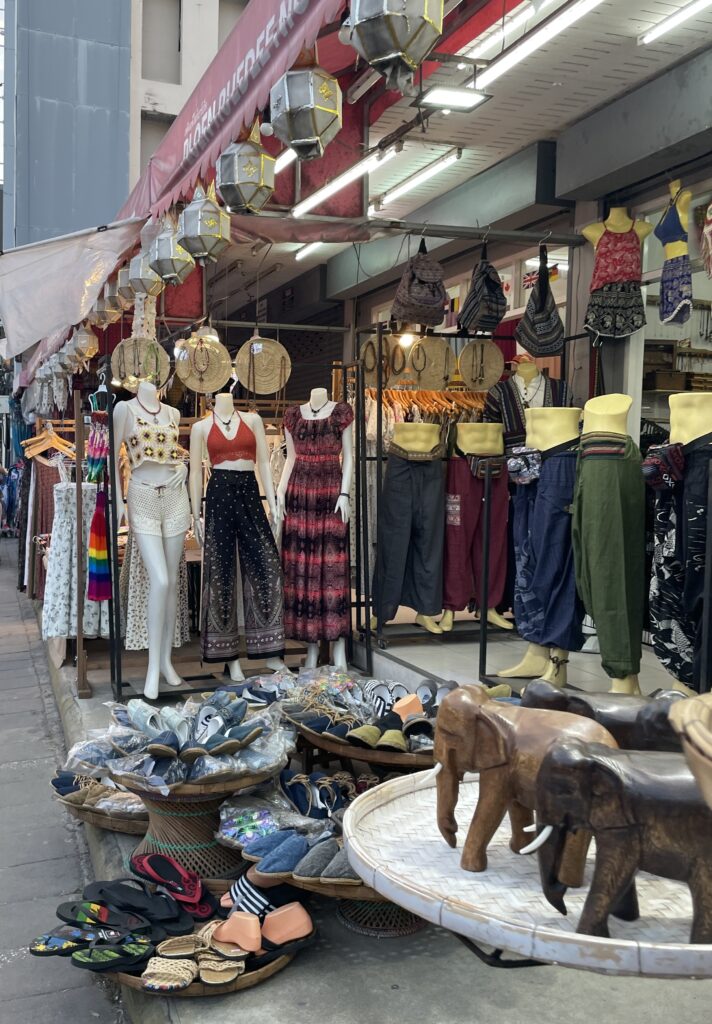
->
[498, 407, 582, 682]
[582, 206, 652, 250]
[190, 392, 287, 681]
[113, 381, 186, 700]
[668, 393, 712, 698]
[277, 387, 353, 670]
[512, 356, 543, 403]
[661, 180, 692, 261]
[580, 394, 641, 695]
[440, 422, 513, 633]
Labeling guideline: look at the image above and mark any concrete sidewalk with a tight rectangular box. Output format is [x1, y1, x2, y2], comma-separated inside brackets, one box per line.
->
[0, 539, 121, 1024]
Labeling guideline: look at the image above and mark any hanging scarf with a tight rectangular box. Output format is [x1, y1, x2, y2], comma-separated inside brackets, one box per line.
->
[87, 489, 111, 602]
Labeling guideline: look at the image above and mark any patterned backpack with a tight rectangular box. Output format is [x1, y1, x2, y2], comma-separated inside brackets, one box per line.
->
[391, 241, 447, 328]
[458, 245, 507, 333]
[515, 248, 564, 357]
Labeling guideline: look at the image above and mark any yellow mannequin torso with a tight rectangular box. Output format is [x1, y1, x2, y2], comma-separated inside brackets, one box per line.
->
[392, 422, 441, 453]
[658, 180, 692, 261]
[456, 423, 504, 456]
[582, 207, 652, 249]
[582, 394, 632, 436]
[514, 361, 540, 386]
[669, 393, 712, 445]
[525, 408, 582, 451]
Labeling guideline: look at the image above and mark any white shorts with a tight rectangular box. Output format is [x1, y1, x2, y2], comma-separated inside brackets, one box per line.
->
[127, 474, 191, 538]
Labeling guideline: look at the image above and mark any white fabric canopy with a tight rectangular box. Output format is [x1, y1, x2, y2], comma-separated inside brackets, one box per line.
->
[0, 219, 144, 359]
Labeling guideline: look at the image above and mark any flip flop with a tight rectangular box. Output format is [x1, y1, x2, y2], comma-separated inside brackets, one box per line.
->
[130, 853, 203, 904]
[181, 888, 221, 921]
[30, 924, 124, 957]
[83, 879, 195, 936]
[56, 901, 152, 934]
[70, 935, 153, 972]
[142, 955, 197, 993]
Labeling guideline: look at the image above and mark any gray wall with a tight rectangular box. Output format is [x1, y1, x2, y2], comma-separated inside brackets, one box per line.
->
[3, 0, 131, 250]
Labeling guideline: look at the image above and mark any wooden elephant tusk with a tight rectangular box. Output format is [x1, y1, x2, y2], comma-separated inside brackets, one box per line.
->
[518, 824, 554, 855]
[420, 762, 443, 784]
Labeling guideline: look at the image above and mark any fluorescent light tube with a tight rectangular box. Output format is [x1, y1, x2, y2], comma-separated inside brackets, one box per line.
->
[525, 257, 569, 269]
[275, 148, 297, 174]
[380, 151, 460, 207]
[476, 0, 606, 89]
[639, 0, 712, 44]
[292, 148, 396, 218]
[466, 0, 558, 60]
[420, 86, 489, 110]
[295, 242, 323, 261]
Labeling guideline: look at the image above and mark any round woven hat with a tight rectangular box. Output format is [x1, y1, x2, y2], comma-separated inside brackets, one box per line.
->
[408, 336, 454, 391]
[111, 337, 171, 393]
[458, 339, 505, 392]
[174, 327, 233, 395]
[234, 333, 291, 395]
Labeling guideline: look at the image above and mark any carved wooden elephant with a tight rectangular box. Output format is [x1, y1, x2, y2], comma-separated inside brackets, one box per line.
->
[522, 680, 684, 752]
[433, 685, 617, 880]
[535, 738, 712, 943]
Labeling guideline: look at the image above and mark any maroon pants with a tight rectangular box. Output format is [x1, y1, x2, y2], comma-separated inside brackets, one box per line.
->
[442, 458, 509, 612]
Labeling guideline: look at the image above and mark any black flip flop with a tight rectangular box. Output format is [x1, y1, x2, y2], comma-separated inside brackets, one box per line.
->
[29, 924, 125, 957]
[83, 879, 194, 936]
[70, 935, 154, 972]
[248, 927, 317, 969]
[56, 901, 152, 933]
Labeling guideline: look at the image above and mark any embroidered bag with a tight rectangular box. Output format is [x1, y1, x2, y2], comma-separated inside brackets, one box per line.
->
[391, 240, 447, 328]
[458, 243, 507, 332]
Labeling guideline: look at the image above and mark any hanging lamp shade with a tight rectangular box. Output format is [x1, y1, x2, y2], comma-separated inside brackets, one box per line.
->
[341, 0, 444, 93]
[269, 47, 342, 161]
[149, 219, 196, 285]
[117, 265, 134, 305]
[177, 183, 231, 265]
[74, 324, 99, 360]
[90, 294, 122, 328]
[129, 250, 165, 297]
[216, 121, 276, 214]
[105, 274, 131, 311]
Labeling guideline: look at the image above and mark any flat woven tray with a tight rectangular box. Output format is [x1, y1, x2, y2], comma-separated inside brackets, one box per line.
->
[114, 953, 293, 997]
[118, 768, 278, 801]
[344, 770, 712, 978]
[293, 721, 433, 769]
[59, 799, 148, 835]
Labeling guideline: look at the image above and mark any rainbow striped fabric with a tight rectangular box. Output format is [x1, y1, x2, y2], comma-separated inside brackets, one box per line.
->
[87, 489, 111, 602]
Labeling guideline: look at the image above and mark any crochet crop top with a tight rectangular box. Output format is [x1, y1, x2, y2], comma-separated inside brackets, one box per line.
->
[125, 410, 183, 469]
[207, 413, 257, 465]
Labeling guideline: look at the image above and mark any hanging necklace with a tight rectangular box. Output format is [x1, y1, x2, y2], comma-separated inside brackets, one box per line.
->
[136, 392, 161, 424]
[215, 409, 235, 432]
[309, 398, 329, 417]
[516, 373, 543, 409]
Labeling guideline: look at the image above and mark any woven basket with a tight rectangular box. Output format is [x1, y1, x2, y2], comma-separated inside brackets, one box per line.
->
[59, 800, 148, 836]
[294, 721, 433, 769]
[114, 953, 294, 998]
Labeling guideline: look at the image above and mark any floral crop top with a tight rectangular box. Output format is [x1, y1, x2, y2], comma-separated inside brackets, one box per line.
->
[125, 411, 183, 469]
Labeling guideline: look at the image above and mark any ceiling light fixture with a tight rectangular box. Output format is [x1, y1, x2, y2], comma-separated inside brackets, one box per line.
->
[419, 85, 490, 110]
[525, 257, 569, 270]
[275, 148, 297, 174]
[292, 147, 397, 218]
[465, 0, 558, 61]
[379, 149, 462, 207]
[475, 0, 606, 90]
[295, 242, 324, 261]
[638, 0, 712, 44]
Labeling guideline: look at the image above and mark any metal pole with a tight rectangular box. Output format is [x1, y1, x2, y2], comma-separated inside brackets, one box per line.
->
[478, 460, 493, 683]
[374, 322, 384, 648]
[74, 390, 90, 698]
[105, 348, 123, 701]
[699, 461, 712, 694]
[358, 357, 373, 675]
[353, 361, 363, 639]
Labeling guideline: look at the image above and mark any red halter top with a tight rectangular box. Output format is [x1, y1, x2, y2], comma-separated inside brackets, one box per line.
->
[207, 413, 257, 465]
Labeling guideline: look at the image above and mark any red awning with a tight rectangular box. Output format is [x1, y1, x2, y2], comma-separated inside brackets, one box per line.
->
[120, 0, 346, 221]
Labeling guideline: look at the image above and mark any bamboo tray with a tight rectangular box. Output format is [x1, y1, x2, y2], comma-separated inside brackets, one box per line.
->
[59, 799, 148, 836]
[292, 721, 433, 769]
[115, 953, 294, 997]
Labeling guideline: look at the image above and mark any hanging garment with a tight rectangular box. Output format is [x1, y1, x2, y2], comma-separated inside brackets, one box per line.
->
[483, 376, 571, 452]
[585, 227, 645, 341]
[442, 455, 508, 613]
[32, 460, 61, 600]
[374, 445, 446, 622]
[201, 469, 285, 662]
[682, 433, 712, 690]
[649, 484, 694, 686]
[282, 402, 354, 643]
[513, 447, 584, 651]
[119, 531, 190, 650]
[87, 488, 111, 602]
[86, 411, 110, 483]
[659, 255, 693, 325]
[42, 483, 111, 640]
[572, 433, 645, 679]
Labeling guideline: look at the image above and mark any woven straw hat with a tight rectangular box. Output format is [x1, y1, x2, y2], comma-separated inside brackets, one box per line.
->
[458, 339, 505, 392]
[234, 332, 291, 395]
[174, 327, 233, 395]
[111, 337, 171, 393]
[408, 336, 454, 391]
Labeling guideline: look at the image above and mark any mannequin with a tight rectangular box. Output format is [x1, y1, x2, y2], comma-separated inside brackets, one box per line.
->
[113, 380, 190, 699]
[440, 422, 513, 633]
[499, 407, 582, 682]
[513, 357, 544, 405]
[583, 208, 651, 341]
[573, 395, 644, 695]
[582, 207, 653, 249]
[658, 179, 692, 261]
[483, 356, 571, 452]
[277, 387, 354, 669]
[190, 392, 287, 680]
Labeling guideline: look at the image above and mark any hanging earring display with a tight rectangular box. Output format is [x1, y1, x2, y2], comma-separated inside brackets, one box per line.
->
[174, 326, 233, 394]
[110, 294, 171, 392]
[457, 339, 505, 392]
[234, 331, 292, 395]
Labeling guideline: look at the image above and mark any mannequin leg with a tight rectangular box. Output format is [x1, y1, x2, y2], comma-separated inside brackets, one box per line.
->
[332, 638, 348, 670]
[227, 659, 245, 682]
[415, 613, 443, 635]
[158, 532, 187, 687]
[304, 644, 319, 669]
[265, 657, 289, 672]
[498, 642, 549, 679]
[539, 648, 569, 688]
[487, 608, 514, 630]
[439, 610, 454, 632]
[132, 532, 170, 701]
[672, 680, 698, 697]
[609, 674, 641, 696]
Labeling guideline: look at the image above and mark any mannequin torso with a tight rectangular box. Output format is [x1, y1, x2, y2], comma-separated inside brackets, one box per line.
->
[113, 381, 182, 489]
[582, 207, 652, 249]
[525, 408, 581, 451]
[582, 394, 632, 436]
[456, 423, 504, 455]
[656, 180, 692, 261]
[669, 393, 712, 445]
[392, 422, 441, 453]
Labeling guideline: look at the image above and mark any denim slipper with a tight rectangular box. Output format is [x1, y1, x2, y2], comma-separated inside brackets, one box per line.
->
[253, 834, 309, 879]
[147, 731, 181, 759]
[292, 838, 340, 881]
[153, 758, 188, 788]
[127, 699, 163, 738]
[224, 722, 264, 749]
[279, 770, 315, 816]
[241, 830, 297, 862]
[309, 772, 344, 815]
[187, 755, 237, 784]
[323, 722, 350, 740]
[320, 847, 361, 884]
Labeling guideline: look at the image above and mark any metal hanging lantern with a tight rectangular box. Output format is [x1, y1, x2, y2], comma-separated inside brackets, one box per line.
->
[342, 0, 444, 93]
[216, 122, 276, 214]
[117, 265, 134, 305]
[74, 324, 99, 360]
[149, 219, 196, 285]
[105, 274, 131, 312]
[269, 47, 342, 161]
[177, 183, 231, 265]
[90, 294, 122, 328]
[129, 250, 165, 297]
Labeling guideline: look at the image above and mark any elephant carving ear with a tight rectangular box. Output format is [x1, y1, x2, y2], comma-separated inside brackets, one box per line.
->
[589, 762, 635, 829]
[475, 707, 508, 770]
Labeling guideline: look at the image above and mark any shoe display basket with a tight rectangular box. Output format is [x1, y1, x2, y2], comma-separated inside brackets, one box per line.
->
[115, 952, 294, 997]
[344, 769, 712, 978]
[292, 720, 433, 773]
[119, 769, 280, 878]
[57, 797, 148, 836]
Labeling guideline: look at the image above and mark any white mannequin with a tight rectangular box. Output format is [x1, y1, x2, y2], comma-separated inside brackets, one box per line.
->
[189, 391, 288, 681]
[113, 381, 186, 700]
[276, 387, 353, 671]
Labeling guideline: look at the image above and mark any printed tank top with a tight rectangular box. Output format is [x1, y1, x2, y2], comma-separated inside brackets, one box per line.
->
[590, 227, 642, 292]
[125, 407, 182, 469]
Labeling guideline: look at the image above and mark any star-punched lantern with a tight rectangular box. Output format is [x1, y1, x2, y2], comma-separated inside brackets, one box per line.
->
[269, 47, 342, 161]
[89, 294, 122, 328]
[149, 219, 196, 285]
[177, 183, 231, 264]
[129, 250, 165, 297]
[117, 265, 134, 305]
[74, 324, 99, 361]
[341, 0, 444, 93]
[105, 273, 132, 312]
[216, 122, 276, 214]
